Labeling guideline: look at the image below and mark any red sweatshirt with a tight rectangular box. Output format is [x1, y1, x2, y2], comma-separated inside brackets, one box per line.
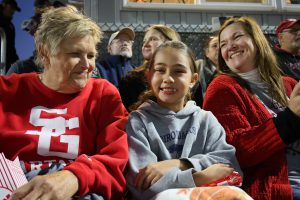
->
[0, 73, 128, 200]
[203, 74, 297, 200]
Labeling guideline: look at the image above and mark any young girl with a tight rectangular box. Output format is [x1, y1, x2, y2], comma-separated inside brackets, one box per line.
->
[119, 24, 181, 111]
[126, 41, 245, 199]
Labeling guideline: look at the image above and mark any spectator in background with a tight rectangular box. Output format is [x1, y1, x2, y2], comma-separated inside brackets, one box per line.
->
[191, 35, 219, 107]
[6, 50, 41, 75]
[290, 0, 300, 4]
[94, 27, 136, 87]
[119, 24, 181, 110]
[198, 35, 219, 97]
[203, 16, 300, 200]
[6, 12, 42, 75]
[1, 5, 128, 199]
[33, 0, 51, 13]
[274, 19, 300, 81]
[0, 0, 20, 73]
[7, 0, 66, 75]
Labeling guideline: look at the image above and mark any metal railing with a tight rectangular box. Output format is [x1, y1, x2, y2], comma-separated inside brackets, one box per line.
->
[0, 27, 6, 75]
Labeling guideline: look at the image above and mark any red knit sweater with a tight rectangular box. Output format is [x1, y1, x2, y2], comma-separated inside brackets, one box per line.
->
[203, 74, 297, 200]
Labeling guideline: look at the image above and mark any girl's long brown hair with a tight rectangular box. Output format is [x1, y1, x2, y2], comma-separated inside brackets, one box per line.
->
[130, 41, 197, 111]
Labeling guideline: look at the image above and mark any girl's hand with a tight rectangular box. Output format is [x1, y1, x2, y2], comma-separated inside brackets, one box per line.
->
[135, 159, 191, 190]
[10, 170, 78, 200]
[192, 163, 233, 187]
[289, 81, 300, 117]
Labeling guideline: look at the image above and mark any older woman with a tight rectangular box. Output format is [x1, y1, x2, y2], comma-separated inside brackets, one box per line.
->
[203, 16, 300, 200]
[0, 6, 128, 200]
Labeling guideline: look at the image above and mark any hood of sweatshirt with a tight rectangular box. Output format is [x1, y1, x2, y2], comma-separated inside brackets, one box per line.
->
[138, 100, 200, 118]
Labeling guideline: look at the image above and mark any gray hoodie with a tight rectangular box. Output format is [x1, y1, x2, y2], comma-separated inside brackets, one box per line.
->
[126, 100, 242, 200]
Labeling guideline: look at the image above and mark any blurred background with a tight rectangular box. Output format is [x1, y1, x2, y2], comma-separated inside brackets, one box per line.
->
[13, 0, 34, 60]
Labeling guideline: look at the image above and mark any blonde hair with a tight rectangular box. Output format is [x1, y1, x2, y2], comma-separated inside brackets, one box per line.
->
[218, 16, 288, 106]
[130, 41, 197, 111]
[146, 24, 181, 42]
[35, 5, 103, 67]
[132, 25, 181, 74]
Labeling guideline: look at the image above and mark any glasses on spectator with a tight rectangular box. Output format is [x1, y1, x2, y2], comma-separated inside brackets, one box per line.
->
[112, 39, 134, 45]
[282, 28, 300, 34]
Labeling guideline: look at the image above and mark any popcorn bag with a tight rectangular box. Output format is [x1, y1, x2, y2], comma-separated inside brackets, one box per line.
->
[152, 172, 250, 200]
[203, 171, 242, 187]
[0, 153, 28, 200]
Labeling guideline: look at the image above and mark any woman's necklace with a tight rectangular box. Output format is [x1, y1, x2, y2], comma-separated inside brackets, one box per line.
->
[38, 74, 43, 83]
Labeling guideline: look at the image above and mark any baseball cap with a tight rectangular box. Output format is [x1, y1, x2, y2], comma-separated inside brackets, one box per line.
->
[108, 27, 135, 46]
[2, 0, 21, 12]
[276, 19, 300, 35]
[34, 0, 51, 8]
[34, 0, 65, 8]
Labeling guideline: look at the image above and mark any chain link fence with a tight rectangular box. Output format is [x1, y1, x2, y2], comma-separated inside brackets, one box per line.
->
[97, 23, 278, 66]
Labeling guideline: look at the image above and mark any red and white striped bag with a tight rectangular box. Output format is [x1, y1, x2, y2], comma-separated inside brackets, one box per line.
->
[0, 153, 27, 200]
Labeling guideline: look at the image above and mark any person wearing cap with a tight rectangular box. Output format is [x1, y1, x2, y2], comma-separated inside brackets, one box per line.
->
[94, 27, 136, 87]
[274, 18, 300, 81]
[0, 0, 20, 73]
[6, 0, 66, 76]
